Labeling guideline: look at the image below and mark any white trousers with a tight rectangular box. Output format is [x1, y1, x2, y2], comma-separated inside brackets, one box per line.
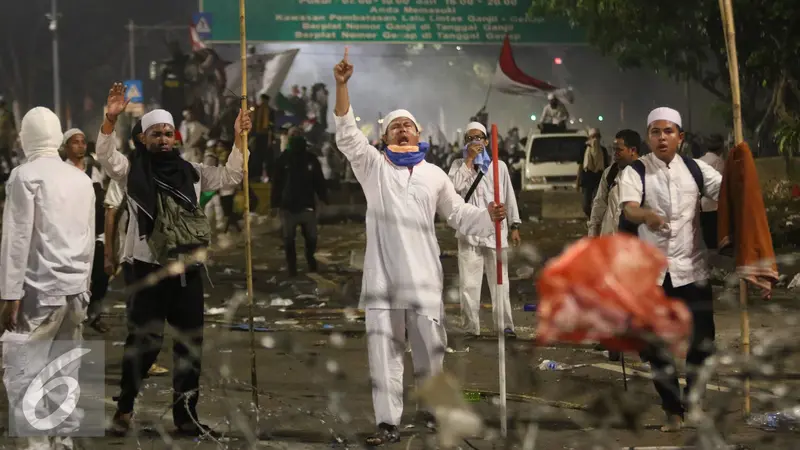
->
[2, 292, 88, 449]
[365, 309, 447, 426]
[457, 240, 513, 335]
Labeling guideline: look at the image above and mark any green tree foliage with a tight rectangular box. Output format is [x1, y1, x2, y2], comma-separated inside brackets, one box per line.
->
[529, 0, 800, 140]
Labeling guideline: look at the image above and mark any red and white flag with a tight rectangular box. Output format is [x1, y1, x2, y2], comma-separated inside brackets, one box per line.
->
[492, 36, 573, 103]
[190, 24, 206, 51]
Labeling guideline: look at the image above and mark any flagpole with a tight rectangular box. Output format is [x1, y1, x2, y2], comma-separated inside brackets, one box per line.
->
[491, 123, 508, 437]
[239, 0, 259, 412]
[717, 0, 749, 418]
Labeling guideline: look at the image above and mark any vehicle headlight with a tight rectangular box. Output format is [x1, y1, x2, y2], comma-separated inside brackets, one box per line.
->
[528, 176, 546, 184]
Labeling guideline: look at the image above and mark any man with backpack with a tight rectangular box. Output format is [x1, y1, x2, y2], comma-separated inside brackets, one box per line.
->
[588, 129, 642, 237]
[618, 107, 722, 432]
[270, 134, 328, 277]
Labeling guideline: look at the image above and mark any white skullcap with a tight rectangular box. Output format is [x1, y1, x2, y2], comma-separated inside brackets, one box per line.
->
[141, 109, 175, 132]
[647, 107, 682, 129]
[62, 128, 84, 145]
[381, 109, 420, 135]
[547, 92, 555, 100]
[465, 122, 487, 136]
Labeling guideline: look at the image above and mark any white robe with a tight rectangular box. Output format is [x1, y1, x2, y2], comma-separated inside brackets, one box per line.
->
[334, 107, 494, 321]
[335, 106, 494, 426]
[0, 107, 94, 445]
[448, 158, 521, 334]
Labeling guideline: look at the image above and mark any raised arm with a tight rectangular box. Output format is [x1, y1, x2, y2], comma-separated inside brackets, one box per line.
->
[449, 158, 476, 195]
[333, 48, 381, 182]
[0, 171, 35, 300]
[96, 82, 133, 181]
[198, 108, 249, 192]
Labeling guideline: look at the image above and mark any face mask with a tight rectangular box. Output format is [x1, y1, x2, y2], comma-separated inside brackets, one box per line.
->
[385, 142, 430, 167]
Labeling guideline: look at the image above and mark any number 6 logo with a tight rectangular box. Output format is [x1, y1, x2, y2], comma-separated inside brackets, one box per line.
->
[21, 347, 91, 431]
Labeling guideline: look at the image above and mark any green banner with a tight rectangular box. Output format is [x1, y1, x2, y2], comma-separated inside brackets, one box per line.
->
[201, 0, 583, 44]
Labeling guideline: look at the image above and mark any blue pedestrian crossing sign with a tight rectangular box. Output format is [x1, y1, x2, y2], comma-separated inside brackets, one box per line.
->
[193, 12, 213, 40]
[123, 80, 143, 103]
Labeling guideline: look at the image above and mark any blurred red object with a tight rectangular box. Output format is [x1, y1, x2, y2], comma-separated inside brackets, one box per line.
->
[792, 184, 800, 198]
[535, 234, 693, 353]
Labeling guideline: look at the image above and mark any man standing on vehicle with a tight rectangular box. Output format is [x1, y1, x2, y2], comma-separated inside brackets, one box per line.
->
[619, 107, 722, 432]
[449, 122, 521, 339]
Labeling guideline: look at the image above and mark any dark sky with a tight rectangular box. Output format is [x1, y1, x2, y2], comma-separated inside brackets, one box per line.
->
[0, 0, 725, 137]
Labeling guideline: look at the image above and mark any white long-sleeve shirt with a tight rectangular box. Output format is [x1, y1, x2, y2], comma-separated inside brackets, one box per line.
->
[95, 130, 244, 265]
[448, 158, 520, 248]
[1, 156, 95, 301]
[618, 153, 722, 287]
[588, 165, 620, 237]
[699, 151, 724, 212]
[335, 106, 494, 320]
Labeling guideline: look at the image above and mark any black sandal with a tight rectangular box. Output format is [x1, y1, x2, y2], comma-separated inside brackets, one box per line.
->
[88, 316, 111, 333]
[365, 423, 400, 446]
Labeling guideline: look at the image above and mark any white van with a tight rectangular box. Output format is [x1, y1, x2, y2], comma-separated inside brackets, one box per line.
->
[521, 129, 589, 191]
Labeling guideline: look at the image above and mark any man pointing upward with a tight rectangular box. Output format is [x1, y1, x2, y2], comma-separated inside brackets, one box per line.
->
[333, 48, 506, 445]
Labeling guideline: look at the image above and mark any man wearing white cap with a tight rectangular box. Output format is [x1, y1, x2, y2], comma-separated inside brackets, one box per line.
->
[619, 107, 722, 431]
[539, 92, 569, 132]
[449, 122, 521, 339]
[1, 107, 95, 449]
[62, 128, 112, 334]
[95, 82, 250, 436]
[333, 50, 506, 445]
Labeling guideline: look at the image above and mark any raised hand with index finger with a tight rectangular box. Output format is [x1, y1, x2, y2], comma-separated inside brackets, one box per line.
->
[333, 47, 354, 85]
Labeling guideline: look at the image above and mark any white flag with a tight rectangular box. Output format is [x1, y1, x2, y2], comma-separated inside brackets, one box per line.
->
[224, 49, 299, 103]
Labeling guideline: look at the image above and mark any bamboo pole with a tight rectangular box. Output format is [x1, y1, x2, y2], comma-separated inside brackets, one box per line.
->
[717, 0, 749, 417]
[239, 0, 259, 411]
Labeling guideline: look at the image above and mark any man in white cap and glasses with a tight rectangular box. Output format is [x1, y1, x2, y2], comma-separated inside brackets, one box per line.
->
[62, 128, 112, 334]
[333, 49, 506, 445]
[449, 122, 521, 339]
[1, 107, 95, 450]
[619, 107, 722, 432]
[96, 82, 250, 436]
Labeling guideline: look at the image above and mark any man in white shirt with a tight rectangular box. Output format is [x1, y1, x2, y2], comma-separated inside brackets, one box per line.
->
[588, 129, 642, 237]
[63, 128, 112, 333]
[449, 122, 521, 339]
[333, 50, 506, 445]
[539, 93, 569, 132]
[0, 107, 95, 450]
[96, 82, 248, 436]
[619, 107, 722, 432]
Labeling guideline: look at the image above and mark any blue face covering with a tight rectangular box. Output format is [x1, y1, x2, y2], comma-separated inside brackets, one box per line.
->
[385, 142, 430, 167]
[463, 142, 491, 174]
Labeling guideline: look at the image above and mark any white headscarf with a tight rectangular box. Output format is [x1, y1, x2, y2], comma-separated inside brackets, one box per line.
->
[141, 109, 175, 132]
[647, 107, 682, 129]
[381, 109, 420, 136]
[20, 107, 63, 162]
[465, 121, 487, 136]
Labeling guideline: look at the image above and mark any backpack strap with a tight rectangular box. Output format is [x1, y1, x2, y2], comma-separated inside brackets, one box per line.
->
[605, 162, 619, 190]
[680, 154, 705, 195]
[630, 160, 646, 205]
[464, 169, 485, 202]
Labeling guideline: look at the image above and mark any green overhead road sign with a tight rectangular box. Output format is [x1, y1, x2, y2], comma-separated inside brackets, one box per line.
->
[200, 0, 584, 45]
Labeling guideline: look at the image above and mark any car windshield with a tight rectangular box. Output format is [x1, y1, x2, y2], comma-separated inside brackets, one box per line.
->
[529, 136, 587, 163]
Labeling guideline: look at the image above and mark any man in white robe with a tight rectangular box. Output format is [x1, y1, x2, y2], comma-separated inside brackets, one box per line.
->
[449, 122, 521, 339]
[332, 50, 506, 445]
[0, 107, 95, 450]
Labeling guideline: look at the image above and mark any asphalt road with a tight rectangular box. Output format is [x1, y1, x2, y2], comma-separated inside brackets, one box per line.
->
[0, 217, 798, 449]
